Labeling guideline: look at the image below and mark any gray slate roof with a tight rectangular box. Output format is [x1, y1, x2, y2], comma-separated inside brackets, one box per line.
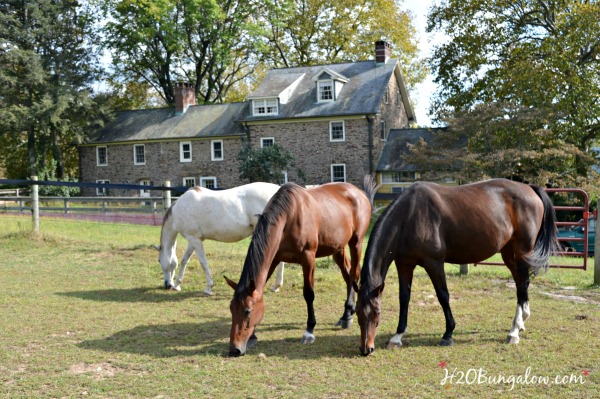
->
[86, 102, 247, 145]
[377, 128, 443, 172]
[241, 59, 406, 122]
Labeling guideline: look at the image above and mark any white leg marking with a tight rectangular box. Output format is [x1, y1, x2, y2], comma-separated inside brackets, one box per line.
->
[521, 302, 530, 327]
[387, 333, 404, 349]
[270, 262, 285, 292]
[507, 304, 523, 343]
[301, 331, 316, 344]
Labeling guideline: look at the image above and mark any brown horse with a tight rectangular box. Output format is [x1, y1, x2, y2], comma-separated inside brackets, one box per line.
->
[354, 179, 559, 356]
[225, 179, 376, 356]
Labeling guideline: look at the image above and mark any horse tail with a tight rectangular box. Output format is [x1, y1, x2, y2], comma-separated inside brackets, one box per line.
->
[363, 174, 382, 215]
[527, 185, 559, 276]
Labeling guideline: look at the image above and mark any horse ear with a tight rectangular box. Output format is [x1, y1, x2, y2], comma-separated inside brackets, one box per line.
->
[371, 282, 385, 297]
[224, 276, 238, 290]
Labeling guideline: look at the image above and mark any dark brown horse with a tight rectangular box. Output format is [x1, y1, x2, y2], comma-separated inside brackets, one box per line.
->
[354, 179, 558, 356]
[225, 180, 376, 356]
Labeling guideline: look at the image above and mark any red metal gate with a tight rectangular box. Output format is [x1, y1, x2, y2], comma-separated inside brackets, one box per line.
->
[475, 188, 591, 270]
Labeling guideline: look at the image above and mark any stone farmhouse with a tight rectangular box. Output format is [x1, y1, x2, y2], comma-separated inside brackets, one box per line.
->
[78, 42, 418, 197]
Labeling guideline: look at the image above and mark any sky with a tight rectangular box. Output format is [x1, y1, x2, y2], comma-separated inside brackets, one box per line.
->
[403, 0, 440, 127]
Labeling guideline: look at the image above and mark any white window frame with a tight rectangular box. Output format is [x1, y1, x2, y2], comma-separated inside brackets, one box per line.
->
[96, 146, 107, 166]
[381, 171, 416, 183]
[329, 121, 345, 142]
[180, 141, 192, 162]
[96, 180, 109, 196]
[252, 98, 278, 116]
[278, 171, 288, 185]
[133, 144, 145, 165]
[200, 176, 217, 189]
[380, 120, 387, 141]
[331, 164, 346, 183]
[183, 177, 196, 188]
[139, 179, 151, 197]
[211, 140, 223, 161]
[318, 80, 334, 102]
[261, 137, 275, 148]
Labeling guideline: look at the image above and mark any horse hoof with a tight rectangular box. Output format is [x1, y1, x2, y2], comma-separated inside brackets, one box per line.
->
[269, 284, 281, 293]
[335, 318, 353, 329]
[301, 333, 316, 344]
[202, 289, 214, 296]
[439, 338, 453, 347]
[506, 336, 520, 344]
[386, 341, 402, 350]
[170, 285, 182, 291]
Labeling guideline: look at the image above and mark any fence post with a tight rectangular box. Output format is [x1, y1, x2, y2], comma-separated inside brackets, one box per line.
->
[595, 199, 600, 286]
[163, 181, 171, 211]
[459, 264, 469, 276]
[31, 176, 39, 233]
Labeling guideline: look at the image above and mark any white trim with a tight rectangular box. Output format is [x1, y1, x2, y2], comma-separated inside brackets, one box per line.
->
[252, 98, 279, 116]
[329, 121, 345, 142]
[183, 177, 196, 187]
[200, 176, 217, 189]
[211, 140, 223, 161]
[317, 79, 334, 102]
[96, 179, 109, 196]
[96, 146, 107, 166]
[139, 179, 151, 197]
[331, 163, 346, 182]
[380, 120, 387, 141]
[133, 144, 145, 165]
[179, 141, 192, 162]
[260, 137, 275, 148]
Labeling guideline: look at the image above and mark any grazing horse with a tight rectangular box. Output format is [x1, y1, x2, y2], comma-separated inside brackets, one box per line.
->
[158, 182, 285, 295]
[354, 179, 558, 356]
[225, 179, 377, 356]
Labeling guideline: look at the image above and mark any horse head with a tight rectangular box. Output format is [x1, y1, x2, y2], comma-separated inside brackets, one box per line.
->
[225, 276, 265, 357]
[355, 281, 385, 356]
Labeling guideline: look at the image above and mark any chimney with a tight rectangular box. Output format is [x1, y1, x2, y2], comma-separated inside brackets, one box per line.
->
[174, 82, 196, 114]
[375, 41, 391, 65]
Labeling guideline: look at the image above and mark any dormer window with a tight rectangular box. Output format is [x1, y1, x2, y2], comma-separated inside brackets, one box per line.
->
[252, 98, 278, 116]
[318, 80, 334, 102]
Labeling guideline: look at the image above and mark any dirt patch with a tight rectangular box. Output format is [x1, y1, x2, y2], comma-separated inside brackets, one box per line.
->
[540, 291, 600, 305]
[68, 363, 124, 380]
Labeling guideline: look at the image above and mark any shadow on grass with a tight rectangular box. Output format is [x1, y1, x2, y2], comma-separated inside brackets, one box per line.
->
[55, 287, 213, 303]
[77, 319, 497, 360]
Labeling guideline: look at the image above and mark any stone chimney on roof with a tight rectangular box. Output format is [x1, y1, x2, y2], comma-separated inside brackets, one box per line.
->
[174, 82, 196, 114]
[375, 41, 391, 65]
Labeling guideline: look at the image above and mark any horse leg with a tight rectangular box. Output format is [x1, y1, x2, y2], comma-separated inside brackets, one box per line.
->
[270, 262, 285, 292]
[388, 263, 415, 349]
[333, 250, 355, 328]
[504, 252, 531, 344]
[300, 252, 317, 344]
[187, 237, 214, 295]
[172, 243, 194, 291]
[424, 260, 456, 346]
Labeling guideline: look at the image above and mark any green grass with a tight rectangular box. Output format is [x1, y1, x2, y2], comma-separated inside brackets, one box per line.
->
[0, 215, 598, 398]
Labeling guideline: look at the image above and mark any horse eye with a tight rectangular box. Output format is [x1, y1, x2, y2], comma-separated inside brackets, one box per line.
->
[244, 309, 251, 318]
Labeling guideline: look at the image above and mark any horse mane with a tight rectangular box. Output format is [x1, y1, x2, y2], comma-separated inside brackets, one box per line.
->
[235, 183, 302, 297]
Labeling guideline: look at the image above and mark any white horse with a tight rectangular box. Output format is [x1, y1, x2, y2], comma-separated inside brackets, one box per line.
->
[158, 182, 285, 295]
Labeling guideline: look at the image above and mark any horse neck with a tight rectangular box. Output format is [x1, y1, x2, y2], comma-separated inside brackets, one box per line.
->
[362, 211, 398, 291]
[159, 209, 178, 258]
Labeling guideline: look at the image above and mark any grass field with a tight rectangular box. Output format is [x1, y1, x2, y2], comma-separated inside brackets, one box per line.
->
[0, 215, 598, 398]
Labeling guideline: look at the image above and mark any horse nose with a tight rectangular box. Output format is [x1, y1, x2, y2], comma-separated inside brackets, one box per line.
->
[360, 346, 374, 356]
[229, 347, 244, 357]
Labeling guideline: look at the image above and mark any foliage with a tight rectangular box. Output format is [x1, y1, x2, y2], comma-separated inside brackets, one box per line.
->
[0, 0, 110, 178]
[36, 160, 81, 197]
[425, 0, 600, 186]
[237, 142, 293, 184]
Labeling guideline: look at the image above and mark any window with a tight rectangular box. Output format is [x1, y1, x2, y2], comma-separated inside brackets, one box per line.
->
[183, 177, 196, 188]
[384, 89, 389, 104]
[96, 180, 109, 196]
[261, 137, 275, 148]
[139, 179, 150, 197]
[278, 171, 288, 185]
[180, 141, 192, 162]
[252, 98, 278, 116]
[330, 121, 345, 142]
[331, 164, 346, 182]
[318, 80, 333, 102]
[134, 144, 145, 165]
[381, 172, 416, 183]
[96, 146, 107, 166]
[380, 121, 386, 140]
[200, 177, 217, 189]
[211, 140, 223, 161]
[397, 90, 401, 107]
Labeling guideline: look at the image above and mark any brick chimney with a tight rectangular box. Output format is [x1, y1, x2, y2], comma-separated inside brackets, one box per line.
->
[375, 41, 391, 65]
[174, 82, 196, 114]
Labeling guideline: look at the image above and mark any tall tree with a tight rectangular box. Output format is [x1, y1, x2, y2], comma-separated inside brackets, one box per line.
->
[423, 0, 600, 186]
[0, 0, 105, 178]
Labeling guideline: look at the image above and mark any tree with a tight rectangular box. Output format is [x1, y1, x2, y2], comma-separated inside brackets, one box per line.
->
[237, 143, 293, 184]
[0, 0, 106, 178]
[254, 0, 426, 88]
[425, 0, 600, 187]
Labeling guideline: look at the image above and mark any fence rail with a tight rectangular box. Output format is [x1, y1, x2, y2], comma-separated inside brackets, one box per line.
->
[0, 196, 168, 214]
